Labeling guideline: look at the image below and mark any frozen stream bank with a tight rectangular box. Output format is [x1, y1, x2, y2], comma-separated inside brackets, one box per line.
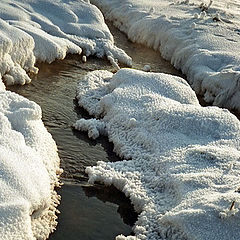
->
[8, 23, 183, 239]
[92, 0, 240, 113]
[2, 0, 240, 239]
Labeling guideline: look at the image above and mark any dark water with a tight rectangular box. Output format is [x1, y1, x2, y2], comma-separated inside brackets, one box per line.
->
[8, 22, 183, 240]
[107, 21, 183, 76]
[51, 184, 136, 240]
[8, 55, 136, 239]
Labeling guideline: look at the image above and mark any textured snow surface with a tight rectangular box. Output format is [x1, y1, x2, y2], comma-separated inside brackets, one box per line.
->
[0, 80, 5, 91]
[75, 69, 240, 240]
[0, 90, 61, 240]
[0, 0, 131, 86]
[91, 0, 240, 111]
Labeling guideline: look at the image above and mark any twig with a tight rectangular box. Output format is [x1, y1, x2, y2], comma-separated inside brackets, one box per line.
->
[229, 201, 235, 211]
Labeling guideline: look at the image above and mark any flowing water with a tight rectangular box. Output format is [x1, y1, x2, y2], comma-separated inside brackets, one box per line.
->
[8, 22, 183, 240]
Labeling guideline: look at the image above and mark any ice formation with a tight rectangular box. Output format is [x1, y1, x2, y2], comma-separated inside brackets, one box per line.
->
[142, 65, 151, 72]
[0, 90, 61, 239]
[75, 69, 240, 240]
[91, 0, 240, 111]
[0, 0, 132, 86]
[0, 0, 134, 238]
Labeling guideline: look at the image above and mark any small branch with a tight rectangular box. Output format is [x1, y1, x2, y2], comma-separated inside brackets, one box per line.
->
[229, 201, 235, 211]
[200, 0, 213, 11]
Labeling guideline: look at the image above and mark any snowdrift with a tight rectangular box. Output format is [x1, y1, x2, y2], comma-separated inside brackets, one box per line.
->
[0, 90, 61, 239]
[0, 0, 131, 86]
[0, 0, 132, 238]
[91, 0, 240, 112]
[75, 68, 240, 240]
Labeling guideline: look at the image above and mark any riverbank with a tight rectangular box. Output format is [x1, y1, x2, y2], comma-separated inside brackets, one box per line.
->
[0, 0, 132, 238]
[75, 67, 240, 240]
[92, 0, 240, 112]
[1, 0, 240, 239]
[8, 20, 186, 239]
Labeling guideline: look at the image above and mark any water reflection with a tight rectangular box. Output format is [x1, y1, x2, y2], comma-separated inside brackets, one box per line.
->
[107, 21, 184, 76]
[8, 22, 185, 240]
[82, 184, 138, 227]
[9, 55, 118, 182]
[8, 55, 136, 239]
[50, 183, 135, 240]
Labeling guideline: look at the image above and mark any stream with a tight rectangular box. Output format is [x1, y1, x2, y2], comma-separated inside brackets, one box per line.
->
[8, 22, 183, 240]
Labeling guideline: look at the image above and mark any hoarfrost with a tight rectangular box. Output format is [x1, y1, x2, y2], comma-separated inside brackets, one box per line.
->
[0, 0, 132, 86]
[75, 68, 240, 240]
[91, 0, 240, 111]
[0, 91, 61, 239]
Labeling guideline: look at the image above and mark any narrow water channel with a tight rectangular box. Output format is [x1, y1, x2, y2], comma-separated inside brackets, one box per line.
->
[8, 22, 183, 239]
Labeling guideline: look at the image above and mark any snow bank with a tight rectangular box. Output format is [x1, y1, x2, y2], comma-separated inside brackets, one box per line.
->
[0, 90, 61, 239]
[0, 80, 5, 91]
[0, 0, 131, 86]
[91, 0, 240, 111]
[75, 68, 240, 240]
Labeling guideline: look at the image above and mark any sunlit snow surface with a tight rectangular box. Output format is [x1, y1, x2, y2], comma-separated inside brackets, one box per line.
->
[0, 0, 131, 86]
[0, 91, 61, 239]
[0, 0, 135, 238]
[75, 69, 240, 240]
[91, 0, 240, 111]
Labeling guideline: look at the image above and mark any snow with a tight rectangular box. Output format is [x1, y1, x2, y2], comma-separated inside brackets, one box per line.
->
[0, 90, 61, 239]
[91, 0, 240, 111]
[1, 0, 240, 239]
[142, 65, 151, 72]
[82, 55, 87, 63]
[0, 80, 5, 91]
[75, 68, 240, 240]
[0, 0, 132, 238]
[0, 0, 132, 86]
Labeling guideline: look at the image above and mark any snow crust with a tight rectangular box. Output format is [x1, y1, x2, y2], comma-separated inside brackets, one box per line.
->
[0, 0, 131, 86]
[0, 90, 61, 239]
[91, 0, 240, 111]
[75, 68, 240, 240]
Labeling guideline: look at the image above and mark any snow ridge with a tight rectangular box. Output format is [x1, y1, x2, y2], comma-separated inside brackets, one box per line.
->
[91, 0, 240, 111]
[0, 0, 132, 86]
[75, 69, 240, 240]
[0, 91, 61, 239]
[0, 1, 133, 238]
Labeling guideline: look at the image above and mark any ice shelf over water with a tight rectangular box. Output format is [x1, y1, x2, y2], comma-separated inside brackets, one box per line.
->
[75, 69, 240, 240]
[91, 0, 240, 112]
[0, 0, 132, 86]
[0, 90, 61, 239]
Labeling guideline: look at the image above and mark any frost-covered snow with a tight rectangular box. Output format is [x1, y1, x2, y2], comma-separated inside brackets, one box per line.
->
[75, 68, 240, 240]
[0, 90, 61, 239]
[0, 0, 133, 238]
[0, 0, 131, 86]
[91, 0, 240, 111]
[0, 80, 5, 92]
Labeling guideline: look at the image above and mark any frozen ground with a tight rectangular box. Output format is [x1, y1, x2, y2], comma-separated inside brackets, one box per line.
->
[0, 90, 61, 239]
[0, 0, 131, 86]
[91, 0, 240, 112]
[75, 68, 240, 240]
